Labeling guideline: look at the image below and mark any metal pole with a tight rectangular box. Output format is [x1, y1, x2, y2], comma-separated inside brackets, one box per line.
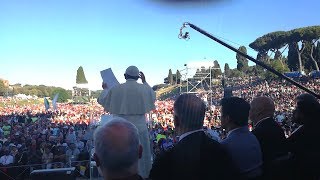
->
[180, 22, 320, 99]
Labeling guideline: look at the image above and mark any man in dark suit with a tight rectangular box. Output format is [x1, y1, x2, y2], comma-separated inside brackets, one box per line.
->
[149, 94, 235, 180]
[220, 97, 263, 179]
[249, 96, 289, 179]
[287, 94, 320, 180]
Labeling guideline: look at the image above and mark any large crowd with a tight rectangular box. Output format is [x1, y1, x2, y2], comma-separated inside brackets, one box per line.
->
[0, 76, 319, 179]
[0, 99, 105, 179]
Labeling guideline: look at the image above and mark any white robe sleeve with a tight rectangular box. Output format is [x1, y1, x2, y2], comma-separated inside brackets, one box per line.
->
[143, 82, 156, 103]
[97, 89, 109, 109]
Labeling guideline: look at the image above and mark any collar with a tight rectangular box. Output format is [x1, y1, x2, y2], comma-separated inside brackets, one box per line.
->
[254, 117, 271, 128]
[126, 79, 137, 82]
[179, 129, 203, 142]
[227, 126, 248, 137]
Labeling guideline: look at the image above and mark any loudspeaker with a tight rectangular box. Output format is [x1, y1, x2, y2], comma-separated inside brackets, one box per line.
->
[30, 167, 76, 180]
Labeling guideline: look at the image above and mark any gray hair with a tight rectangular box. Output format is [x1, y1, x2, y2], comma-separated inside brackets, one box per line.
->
[94, 117, 140, 173]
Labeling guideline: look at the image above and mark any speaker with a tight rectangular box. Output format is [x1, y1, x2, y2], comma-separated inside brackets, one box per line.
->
[30, 167, 76, 180]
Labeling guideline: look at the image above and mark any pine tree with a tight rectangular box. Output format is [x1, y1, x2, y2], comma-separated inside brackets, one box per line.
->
[76, 66, 88, 84]
[176, 70, 181, 84]
[168, 69, 173, 85]
[224, 63, 230, 77]
[236, 46, 248, 73]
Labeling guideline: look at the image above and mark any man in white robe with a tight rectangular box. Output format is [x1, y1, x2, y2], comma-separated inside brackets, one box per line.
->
[98, 65, 156, 178]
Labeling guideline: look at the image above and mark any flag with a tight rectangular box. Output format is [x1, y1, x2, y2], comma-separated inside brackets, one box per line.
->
[52, 93, 59, 110]
[44, 97, 50, 111]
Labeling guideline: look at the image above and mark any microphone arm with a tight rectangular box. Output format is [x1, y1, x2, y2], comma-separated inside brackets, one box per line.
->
[178, 22, 320, 99]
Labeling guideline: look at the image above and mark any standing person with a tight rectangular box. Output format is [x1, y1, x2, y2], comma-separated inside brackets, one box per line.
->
[93, 118, 143, 180]
[149, 94, 235, 180]
[287, 94, 320, 180]
[98, 65, 156, 178]
[220, 97, 263, 179]
[249, 96, 289, 179]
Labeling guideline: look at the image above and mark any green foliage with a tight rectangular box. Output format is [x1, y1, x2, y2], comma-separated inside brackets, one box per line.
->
[287, 42, 299, 71]
[152, 84, 169, 91]
[168, 69, 173, 85]
[229, 69, 243, 78]
[91, 90, 102, 99]
[274, 50, 282, 60]
[301, 41, 314, 73]
[315, 42, 320, 65]
[10, 85, 60, 97]
[236, 46, 249, 72]
[249, 31, 289, 52]
[251, 26, 320, 72]
[0, 81, 8, 96]
[50, 88, 71, 102]
[212, 60, 222, 78]
[176, 70, 181, 84]
[76, 66, 88, 84]
[265, 59, 290, 80]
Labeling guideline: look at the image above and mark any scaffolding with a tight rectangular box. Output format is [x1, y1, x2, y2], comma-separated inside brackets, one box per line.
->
[178, 63, 221, 107]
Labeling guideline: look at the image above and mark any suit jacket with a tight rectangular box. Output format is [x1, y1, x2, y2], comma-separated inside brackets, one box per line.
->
[221, 126, 263, 178]
[252, 117, 287, 165]
[149, 131, 235, 180]
[287, 125, 320, 180]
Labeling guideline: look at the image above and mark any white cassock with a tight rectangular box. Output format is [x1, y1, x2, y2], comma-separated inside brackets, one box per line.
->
[98, 79, 156, 178]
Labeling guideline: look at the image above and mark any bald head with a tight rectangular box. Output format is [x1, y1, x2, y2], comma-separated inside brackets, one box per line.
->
[249, 96, 275, 123]
[94, 118, 140, 175]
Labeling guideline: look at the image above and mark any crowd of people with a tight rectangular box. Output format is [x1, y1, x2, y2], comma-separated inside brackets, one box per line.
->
[0, 99, 105, 179]
[0, 73, 320, 179]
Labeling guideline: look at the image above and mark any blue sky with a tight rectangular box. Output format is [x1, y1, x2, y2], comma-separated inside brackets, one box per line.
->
[0, 0, 319, 90]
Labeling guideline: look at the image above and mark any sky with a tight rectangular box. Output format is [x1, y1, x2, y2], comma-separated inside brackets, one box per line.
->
[0, 0, 319, 90]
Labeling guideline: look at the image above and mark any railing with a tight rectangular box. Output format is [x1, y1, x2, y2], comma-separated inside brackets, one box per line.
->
[0, 160, 100, 180]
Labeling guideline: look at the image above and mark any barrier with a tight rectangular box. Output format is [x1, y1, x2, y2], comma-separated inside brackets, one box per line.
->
[0, 160, 92, 180]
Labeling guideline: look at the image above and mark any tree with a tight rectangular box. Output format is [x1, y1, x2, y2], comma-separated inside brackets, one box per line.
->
[274, 50, 282, 60]
[168, 69, 173, 85]
[76, 66, 88, 84]
[50, 88, 71, 103]
[250, 31, 289, 64]
[236, 46, 248, 72]
[224, 63, 231, 77]
[176, 70, 181, 84]
[288, 42, 299, 71]
[0, 81, 7, 96]
[287, 26, 320, 72]
[314, 42, 320, 68]
[310, 40, 320, 71]
[229, 69, 243, 78]
[301, 41, 314, 73]
[265, 59, 289, 80]
[212, 60, 222, 78]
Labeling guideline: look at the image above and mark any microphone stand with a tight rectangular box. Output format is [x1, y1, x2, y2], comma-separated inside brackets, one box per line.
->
[178, 22, 320, 99]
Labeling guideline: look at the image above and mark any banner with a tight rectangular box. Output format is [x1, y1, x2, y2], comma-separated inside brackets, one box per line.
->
[52, 93, 59, 110]
[44, 97, 50, 111]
